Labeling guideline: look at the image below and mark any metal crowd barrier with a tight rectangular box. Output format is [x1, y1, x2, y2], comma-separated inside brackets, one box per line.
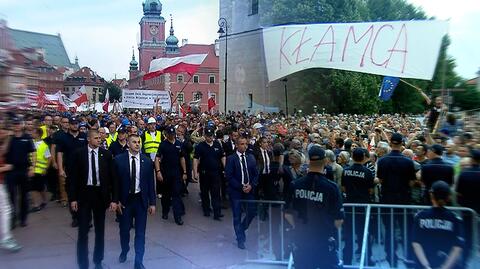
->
[239, 199, 289, 266]
[236, 200, 478, 269]
[341, 203, 479, 269]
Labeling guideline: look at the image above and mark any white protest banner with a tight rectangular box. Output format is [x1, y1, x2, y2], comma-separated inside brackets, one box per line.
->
[122, 89, 171, 110]
[263, 20, 448, 82]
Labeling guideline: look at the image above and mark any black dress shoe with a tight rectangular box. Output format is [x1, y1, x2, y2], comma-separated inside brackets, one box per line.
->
[203, 212, 210, 217]
[94, 263, 103, 269]
[118, 253, 127, 263]
[71, 220, 78, 228]
[20, 222, 27, 227]
[213, 216, 222, 221]
[162, 214, 168, 220]
[237, 241, 246, 249]
[134, 262, 146, 269]
[175, 218, 184, 226]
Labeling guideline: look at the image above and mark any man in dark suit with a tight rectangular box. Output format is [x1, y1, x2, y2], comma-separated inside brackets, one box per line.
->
[254, 137, 277, 201]
[419, 144, 454, 204]
[115, 134, 156, 269]
[223, 129, 238, 157]
[225, 136, 258, 249]
[70, 130, 118, 269]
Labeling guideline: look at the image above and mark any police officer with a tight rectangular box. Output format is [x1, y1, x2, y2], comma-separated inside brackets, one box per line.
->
[376, 133, 416, 266]
[141, 117, 162, 162]
[193, 127, 225, 220]
[455, 149, 480, 267]
[155, 125, 187, 225]
[56, 117, 88, 227]
[109, 127, 129, 157]
[285, 145, 344, 269]
[412, 181, 464, 269]
[419, 144, 454, 204]
[341, 147, 374, 265]
[5, 117, 35, 228]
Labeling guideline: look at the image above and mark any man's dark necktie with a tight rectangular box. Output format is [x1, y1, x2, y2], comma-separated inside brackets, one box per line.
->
[91, 150, 97, 186]
[131, 156, 136, 193]
[241, 154, 249, 185]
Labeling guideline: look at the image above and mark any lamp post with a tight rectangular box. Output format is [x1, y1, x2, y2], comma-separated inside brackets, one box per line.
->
[218, 18, 228, 113]
[281, 78, 288, 115]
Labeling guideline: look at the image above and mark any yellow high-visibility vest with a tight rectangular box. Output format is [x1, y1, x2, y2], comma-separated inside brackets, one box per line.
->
[41, 125, 47, 139]
[143, 131, 162, 154]
[106, 132, 118, 147]
[34, 141, 49, 175]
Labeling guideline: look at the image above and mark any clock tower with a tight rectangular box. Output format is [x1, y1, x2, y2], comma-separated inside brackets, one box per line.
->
[138, 0, 166, 73]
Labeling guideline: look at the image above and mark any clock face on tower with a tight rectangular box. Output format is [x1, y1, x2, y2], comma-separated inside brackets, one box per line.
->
[149, 25, 159, 35]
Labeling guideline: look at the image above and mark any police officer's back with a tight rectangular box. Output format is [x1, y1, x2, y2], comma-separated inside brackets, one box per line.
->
[377, 133, 416, 204]
[412, 181, 464, 269]
[420, 144, 454, 204]
[286, 145, 344, 269]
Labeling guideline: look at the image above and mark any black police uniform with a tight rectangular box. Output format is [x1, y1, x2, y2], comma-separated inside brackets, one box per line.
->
[157, 134, 186, 222]
[108, 140, 128, 157]
[412, 207, 464, 269]
[194, 134, 225, 218]
[341, 163, 375, 265]
[455, 163, 480, 266]
[421, 157, 454, 204]
[287, 172, 344, 269]
[5, 133, 35, 226]
[377, 148, 416, 265]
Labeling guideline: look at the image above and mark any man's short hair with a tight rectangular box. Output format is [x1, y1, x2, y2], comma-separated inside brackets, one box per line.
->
[128, 133, 140, 140]
[88, 129, 99, 138]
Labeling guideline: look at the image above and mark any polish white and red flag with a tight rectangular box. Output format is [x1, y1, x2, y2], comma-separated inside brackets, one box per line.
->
[143, 54, 208, 80]
[70, 85, 88, 106]
[103, 89, 110, 112]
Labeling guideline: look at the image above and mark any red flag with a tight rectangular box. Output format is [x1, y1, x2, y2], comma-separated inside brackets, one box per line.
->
[144, 54, 208, 80]
[103, 89, 110, 112]
[36, 90, 47, 109]
[71, 85, 88, 106]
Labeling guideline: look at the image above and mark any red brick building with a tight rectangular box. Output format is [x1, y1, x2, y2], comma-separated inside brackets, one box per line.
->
[127, 0, 219, 112]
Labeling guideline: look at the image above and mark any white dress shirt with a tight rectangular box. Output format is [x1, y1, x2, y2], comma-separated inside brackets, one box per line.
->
[261, 148, 270, 174]
[87, 146, 100, 186]
[236, 151, 250, 185]
[129, 152, 141, 193]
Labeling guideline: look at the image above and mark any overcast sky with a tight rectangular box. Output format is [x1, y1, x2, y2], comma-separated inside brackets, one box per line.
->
[1, 0, 478, 81]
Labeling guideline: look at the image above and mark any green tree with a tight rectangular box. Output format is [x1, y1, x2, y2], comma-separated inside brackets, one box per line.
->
[101, 82, 121, 102]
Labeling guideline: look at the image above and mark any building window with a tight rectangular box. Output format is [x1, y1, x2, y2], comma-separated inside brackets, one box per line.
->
[248, 93, 253, 108]
[193, 91, 202, 102]
[209, 75, 215, 84]
[250, 0, 259, 15]
[177, 74, 184, 83]
[177, 92, 184, 104]
[193, 75, 199, 83]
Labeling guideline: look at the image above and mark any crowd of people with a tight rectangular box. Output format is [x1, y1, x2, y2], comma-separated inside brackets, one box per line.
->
[0, 101, 478, 269]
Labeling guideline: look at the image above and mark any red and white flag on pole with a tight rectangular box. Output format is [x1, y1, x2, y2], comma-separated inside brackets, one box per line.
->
[103, 89, 110, 112]
[70, 85, 88, 106]
[207, 91, 216, 113]
[143, 54, 208, 80]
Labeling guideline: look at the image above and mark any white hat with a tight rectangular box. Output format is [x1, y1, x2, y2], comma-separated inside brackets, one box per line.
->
[104, 127, 109, 134]
[253, 123, 263, 129]
[147, 117, 156, 124]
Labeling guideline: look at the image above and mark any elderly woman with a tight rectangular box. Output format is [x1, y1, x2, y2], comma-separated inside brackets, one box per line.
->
[282, 149, 306, 200]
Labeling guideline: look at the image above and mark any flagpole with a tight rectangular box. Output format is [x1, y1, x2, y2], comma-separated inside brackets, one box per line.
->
[170, 74, 193, 112]
[399, 78, 431, 105]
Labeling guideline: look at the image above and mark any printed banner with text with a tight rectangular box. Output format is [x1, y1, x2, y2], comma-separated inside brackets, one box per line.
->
[122, 89, 171, 110]
[263, 20, 448, 82]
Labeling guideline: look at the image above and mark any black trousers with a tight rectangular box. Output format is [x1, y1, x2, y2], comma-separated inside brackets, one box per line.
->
[199, 171, 221, 217]
[66, 170, 78, 221]
[46, 166, 59, 199]
[6, 169, 29, 225]
[343, 207, 373, 265]
[77, 187, 106, 269]
[381, 207, 413, 265]
[161, 175, 184, 219]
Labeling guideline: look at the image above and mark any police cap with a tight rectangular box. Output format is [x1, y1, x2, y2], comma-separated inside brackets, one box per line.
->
[165, 125, 176, 135]
[390, 133, 403, 145]
[309, 145, 325, 161]
[430, 180, 451, 200]
[204, 128, 215, 137]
